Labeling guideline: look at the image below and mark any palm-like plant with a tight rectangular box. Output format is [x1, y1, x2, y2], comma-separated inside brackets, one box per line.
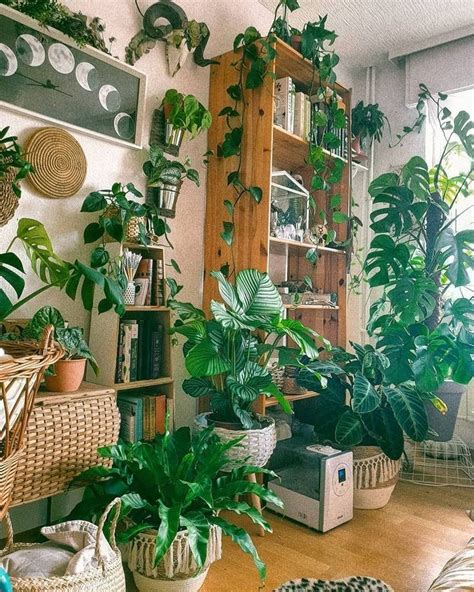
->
[364, 85, 473, 393]
[171, 269, 329, 428]
[70, 425, 282, 580]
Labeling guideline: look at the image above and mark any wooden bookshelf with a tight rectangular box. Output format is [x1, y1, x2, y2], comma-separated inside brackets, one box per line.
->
[203, 38, 352, 415]
[87, 242, 174, 426]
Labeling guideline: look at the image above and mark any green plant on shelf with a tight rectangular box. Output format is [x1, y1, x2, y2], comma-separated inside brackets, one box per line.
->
[162, 89, 212, 139]
[170, 269, 330, 429]
[351, 100, 389, 150]
[143, 145, 200, 189]
[362, 84, 473, 393]
[70, 423, 282, 581]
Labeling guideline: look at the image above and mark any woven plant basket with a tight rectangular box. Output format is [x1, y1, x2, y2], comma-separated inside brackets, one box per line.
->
[269, 364, 285, 391]
[127, 524, 221, 590]
[0, 326, 62, 519]
[103, 205, 146, 244]
[194, 413, 277, 469]
[0, 167, 19, 227]
[0, 498, 125, 592]
[352, 446, 401, 510]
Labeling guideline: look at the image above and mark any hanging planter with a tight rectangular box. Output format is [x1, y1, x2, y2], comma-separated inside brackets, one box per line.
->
[146, 182, 182, 219]
[0, 168, 19, 227]
[352, 446, 401, 510]
[127, 526, 222, 592]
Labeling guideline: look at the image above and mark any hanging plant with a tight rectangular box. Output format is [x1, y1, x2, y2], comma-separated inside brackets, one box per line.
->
[0, 126, 32, 199]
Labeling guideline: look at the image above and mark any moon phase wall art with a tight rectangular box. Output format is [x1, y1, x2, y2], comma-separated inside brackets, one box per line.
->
[0, 5, 146, 148]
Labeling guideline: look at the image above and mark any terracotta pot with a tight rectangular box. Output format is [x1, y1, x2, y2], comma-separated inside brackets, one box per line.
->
[44, 358, 86, 393]
[290, 34, 302, 53]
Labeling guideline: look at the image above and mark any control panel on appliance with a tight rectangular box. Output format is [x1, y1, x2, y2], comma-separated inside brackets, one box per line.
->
[332, 462, 350, 497]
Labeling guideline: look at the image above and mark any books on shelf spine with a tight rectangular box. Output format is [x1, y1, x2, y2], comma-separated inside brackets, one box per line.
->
[156, 394, 166, 434]
[274, 76, 295, 133]
[117, 393, 168, 442]
[152, 258, 164, 306]
[115, 318, 164, 383]
[151, 324, 163, 379]
[294, 91, 306, 139]
[136, 258, 153, 306]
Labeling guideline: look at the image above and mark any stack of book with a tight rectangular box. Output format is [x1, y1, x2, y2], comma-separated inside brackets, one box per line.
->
[135, 257, 165, 306]
[117, 393, 169, 442]
[115, 319, 164, 383]
[274, 76, 296, 133]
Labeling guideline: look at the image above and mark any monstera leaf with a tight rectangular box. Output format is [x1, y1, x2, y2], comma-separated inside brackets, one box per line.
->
[412, 326, 459, 391]
[401, 156, 430, 199]
[364, 235, 411, 287]
[370, 186, 426, 236]
[386, 273, 438, 325]
[368, 172, 400, 197]
[453, 110, 474, 158]
[436, 228, 474, 286]
[0, 253, 24, 320]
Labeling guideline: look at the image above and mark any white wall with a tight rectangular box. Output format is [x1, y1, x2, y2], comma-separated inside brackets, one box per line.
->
[1, 0, 365, 532]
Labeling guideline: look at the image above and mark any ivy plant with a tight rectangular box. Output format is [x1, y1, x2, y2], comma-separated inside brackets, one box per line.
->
[363, 85, 474, 392]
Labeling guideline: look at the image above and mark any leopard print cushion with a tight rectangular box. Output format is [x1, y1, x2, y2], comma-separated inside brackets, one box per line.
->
[274, 576, 394, 592]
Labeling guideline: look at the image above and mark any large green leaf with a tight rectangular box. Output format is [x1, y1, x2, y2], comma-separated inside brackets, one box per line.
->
[446, 298, 474, 329]
[185, 337, 231, 377]
[352, 372, 381, 414]
[412, 328, 457, 391]
[235, 269, 282, 316]
[401, 156, 430, 199]
[361, 405, 404, 460]
[0, 253, 24, 319]
[182, 377, 216, 398]
[272, 317, 320, 359]
[436, 228, 474, 287]
[453, 110, 474, 158]
[365, 235, 411, 287]
[210, 271, 244, 314]
[368, 172, 400, 197]
[386, 273, 438, 325]
[384, 385, 428, 441]
[154, 502, 181, 566]
[17, 218, 70, 287]
[335, 409, 364, 447]
[370, 186, 425, 236]
[180, 513, 210, 569]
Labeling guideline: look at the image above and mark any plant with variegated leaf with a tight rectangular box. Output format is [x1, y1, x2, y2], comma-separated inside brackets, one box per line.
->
[70, 424, 282, 581]
[170, 269, 330, 429]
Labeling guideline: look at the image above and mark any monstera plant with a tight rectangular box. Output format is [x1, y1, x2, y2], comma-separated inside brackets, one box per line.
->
[363, 85, 473, 439]
[171, 269, 328, 430]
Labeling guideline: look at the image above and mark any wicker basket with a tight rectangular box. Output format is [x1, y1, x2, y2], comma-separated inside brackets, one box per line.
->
[269, 364, 285, 391]
[0, 326, 62, 518]
[0, 167, 19, 227]
[353, 446, 401, 510]
[11, 389, 120, 506]
[0, 498, 126, 592]
[103, 205, 147, 244]
[194, 413, 276, 469]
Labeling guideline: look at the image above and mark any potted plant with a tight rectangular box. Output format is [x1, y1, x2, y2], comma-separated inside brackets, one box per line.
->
[296, 343, 430, 508]
[143, 145, 200, 219]
[171, 268, 328, 467]
[351, 100, 389, 161]
[21, 306, 98, 392]
[70, 423, 282, 592]
[161, 89, 212, 151]
[363, 85, 473, 441]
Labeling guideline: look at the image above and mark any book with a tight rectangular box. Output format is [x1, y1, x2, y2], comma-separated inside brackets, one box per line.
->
[117, 397, 136, 442]
[143, 396, 150, 440]
[127, 321, 139, 382]
[136, 258, 153, 305]
[152, 258, 164, 306]
[151, 324, 164, 379]
[149, 396, 156, 437]
[294, 91, 307, 139]
[121, 323, 133, 383]
[155, 394, 166, 435]
[274, 76, 295, 133]
[115, 322, 125, 383]
[117, 395, 144, 442]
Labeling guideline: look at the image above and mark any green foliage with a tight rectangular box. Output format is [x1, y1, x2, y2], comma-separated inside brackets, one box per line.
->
[70, 425, 282, 580]
[351, 101, 389, 148]
[297, 343, 429, 459]
[363, 85, 474, 393]
[143, 145, 200, 188]
[0, 0, 114, 53]
[171, 270, 329, 428]
[0, 126, 32, 198]
[162, 89, 212, 137]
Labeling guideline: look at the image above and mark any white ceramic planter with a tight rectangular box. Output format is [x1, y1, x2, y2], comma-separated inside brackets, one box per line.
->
[194, 412, 277, 469]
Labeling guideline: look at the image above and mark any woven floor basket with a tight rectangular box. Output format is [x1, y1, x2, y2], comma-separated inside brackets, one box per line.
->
[194, 413, 276, 469]
[353, 446, 401, 510]
[127, 524, 222, 581]
[11, 391, 120, 506]
[0, 498, 125, 592]
[0, 326, 62, 519]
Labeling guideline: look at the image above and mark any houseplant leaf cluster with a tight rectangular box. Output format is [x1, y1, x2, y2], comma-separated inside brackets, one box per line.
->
[296, 343, 430, 460]
[363, 86, 473, 395]
[162, 89, 212, 139]
[0, 126, 32, 198]
[351, 100, 389, 150]
[143, 145, 200, 188]
[171, 269, 329, 429]
[71, 424, 282, 580]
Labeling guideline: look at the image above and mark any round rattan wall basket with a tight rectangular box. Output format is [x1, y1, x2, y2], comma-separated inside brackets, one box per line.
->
[25, 127, 87, 198]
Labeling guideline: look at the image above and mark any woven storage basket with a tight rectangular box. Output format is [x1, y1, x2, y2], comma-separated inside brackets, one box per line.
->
[0, 167, 19, 227]
[0, 498, 126, 592]
[103, 205, 147, 243]
[194, 413, 276, 469]
[269, 364, 285, 391]
[0, 326, 62, 518]
[11, 390, 120, 506]
[127, 524, 222, 581]
[353, 445, 401, 510]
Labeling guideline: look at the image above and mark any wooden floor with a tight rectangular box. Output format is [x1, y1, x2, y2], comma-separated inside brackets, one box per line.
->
[199, 482, 473, 592]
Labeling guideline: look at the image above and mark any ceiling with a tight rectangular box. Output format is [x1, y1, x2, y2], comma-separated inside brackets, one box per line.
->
[258, 0, 473, 68]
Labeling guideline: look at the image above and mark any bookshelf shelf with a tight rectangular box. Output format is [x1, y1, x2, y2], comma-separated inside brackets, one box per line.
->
[125, 306, 170, 312]
[272, 125, 348, 171]
[265, 391, 318, 408]
[283, 304, 339, 311]
[114, 377, 173, 391]
[269, 236, 345, 255]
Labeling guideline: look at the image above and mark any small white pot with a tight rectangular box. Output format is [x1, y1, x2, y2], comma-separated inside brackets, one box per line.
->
[194, 412, 277, 469]
[133, 568, 209, 592]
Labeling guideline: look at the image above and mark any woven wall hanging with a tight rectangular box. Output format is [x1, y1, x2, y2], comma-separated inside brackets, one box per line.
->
[0, 168, 19, 227]
[25, 127, 87, 198]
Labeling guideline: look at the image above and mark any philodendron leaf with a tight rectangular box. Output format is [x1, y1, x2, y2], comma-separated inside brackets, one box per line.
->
[401, 156, 430, 199]
[335, 409, 364, 447]
[384, 385, 428, 441]
[453, 110, 474, 158]
[180, 513, 210, 569]
[220, 221, 234, 246]
[352, 372, 381, 414]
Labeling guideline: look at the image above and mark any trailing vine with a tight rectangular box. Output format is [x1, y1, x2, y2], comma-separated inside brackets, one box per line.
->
[216, 1, 355, 276]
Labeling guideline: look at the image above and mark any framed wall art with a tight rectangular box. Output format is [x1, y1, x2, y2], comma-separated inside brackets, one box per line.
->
[0, 5, 147, 149]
